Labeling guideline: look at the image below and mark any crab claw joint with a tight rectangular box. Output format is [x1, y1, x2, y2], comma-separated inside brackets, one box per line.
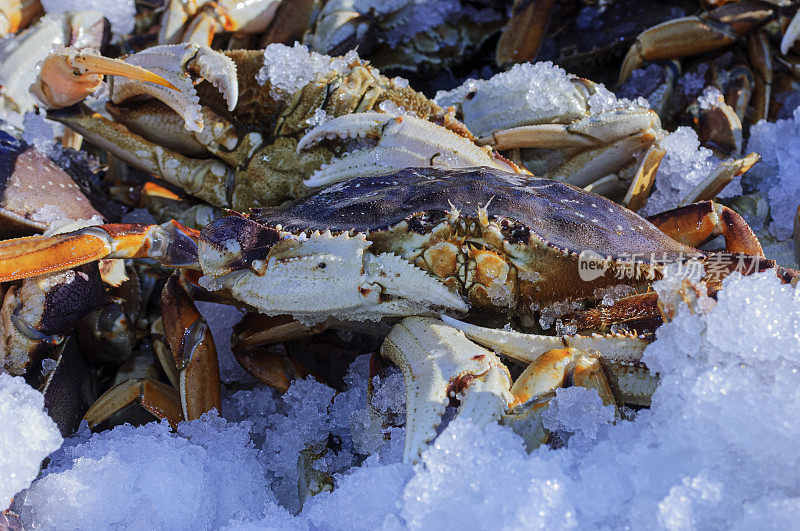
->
[32, 47, 179, 110]
[381, 317, 513, 463]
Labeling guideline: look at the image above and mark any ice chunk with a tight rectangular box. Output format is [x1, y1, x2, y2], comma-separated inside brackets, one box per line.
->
[302, 461, 412, 529]
[696, 86, 724, 110]
[435, 62, 585, 138]
[0, 375, 62, 510]
[21, 112, 55, 153]
[746, 106, 800, 239]
[401, 418, 577, 529]
[42, 0, 135, 41]
[305, 108, 329, 128]
[257, 43, 354, 102]
[678, 64, 709, 100]
[542, 387, 616, 450]
[640, 127, 741, 216]
[617, 65, 665, 103]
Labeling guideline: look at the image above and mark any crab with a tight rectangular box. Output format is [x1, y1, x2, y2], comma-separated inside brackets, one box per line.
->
[303, 0, 508, 77]
[436, 62, 760, 212]
[31, 43, 519, 214]
[0, 166, 790, 461]
[618, 0, 800, 126]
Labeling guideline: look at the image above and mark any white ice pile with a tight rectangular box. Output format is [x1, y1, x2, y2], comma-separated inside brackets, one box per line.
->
[257, 44, 360, 102]
[11, 268, 800, 528]
[639, 126, 741, 216]
[746, 107, 800, 240]
[0, 374, 62, 509]
[42, 0, 136, 41]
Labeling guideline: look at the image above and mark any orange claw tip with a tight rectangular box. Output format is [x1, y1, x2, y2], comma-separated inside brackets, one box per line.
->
[74, 54, 180, 91]
[142, 181, 181, 200]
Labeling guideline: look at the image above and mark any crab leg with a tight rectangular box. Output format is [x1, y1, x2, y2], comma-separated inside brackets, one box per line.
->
[441, 316, 657, 406]
[688, 95, 744, 157]
[50, 105, 234, 208]
[504, 348, 620, 450]
[646, 200, 765, 257]
[439, 315, 649, 365]
[619, 3, 774, 83]
[83, 378, 184, 429]
[780, 8, 800, 55]
[159, 275, 221, 420]
[678, 153, 759, 206]
[0, 222, 199, 282]
[747, 31, 774, 124]
[622, 143, 666, 211]
[0, 0, 42, 36]
[551, 131, 657, 188]
[160, 0, 285, 46]
[482, 109, 662, 151]
[495, 0, 556, 65]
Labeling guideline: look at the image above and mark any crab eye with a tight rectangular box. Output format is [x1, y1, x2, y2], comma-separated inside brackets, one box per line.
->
[317, 262, 327, 269]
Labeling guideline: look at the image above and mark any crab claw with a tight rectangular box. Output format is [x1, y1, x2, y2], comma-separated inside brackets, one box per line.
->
[297, 112, 520, 189]
[440, 315, 657, 406]
[200, 217, 468, 321]
[109, 44, 239, 132]
[440, 314, 650, 366]
[381, 317, 513, 463]
[159, 274, 221, 421]
[31, 46, 179, 110]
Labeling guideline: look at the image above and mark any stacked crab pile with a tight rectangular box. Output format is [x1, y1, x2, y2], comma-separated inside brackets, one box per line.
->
[0, 1, 798, 528]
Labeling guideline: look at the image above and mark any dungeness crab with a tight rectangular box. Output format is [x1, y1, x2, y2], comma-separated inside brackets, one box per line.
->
[0, 166, 791, 461]
[30, 43, 519, 213]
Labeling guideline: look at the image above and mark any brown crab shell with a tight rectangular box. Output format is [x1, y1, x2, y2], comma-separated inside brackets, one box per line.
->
[0, 131, 100, 236]
[229, 167, 702, 311]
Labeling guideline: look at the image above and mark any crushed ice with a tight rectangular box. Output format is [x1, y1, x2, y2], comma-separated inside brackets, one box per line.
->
[0, 375, 62, 510]
[10, 269, 800, 528]
[257, 44, 359, 102]
[639, 127, 742, 216]
[746, 107, 800, 240]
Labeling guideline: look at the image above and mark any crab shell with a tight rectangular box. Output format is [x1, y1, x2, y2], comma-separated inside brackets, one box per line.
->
[0, 129, 101, 236]
[201, 167, 701, 319]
